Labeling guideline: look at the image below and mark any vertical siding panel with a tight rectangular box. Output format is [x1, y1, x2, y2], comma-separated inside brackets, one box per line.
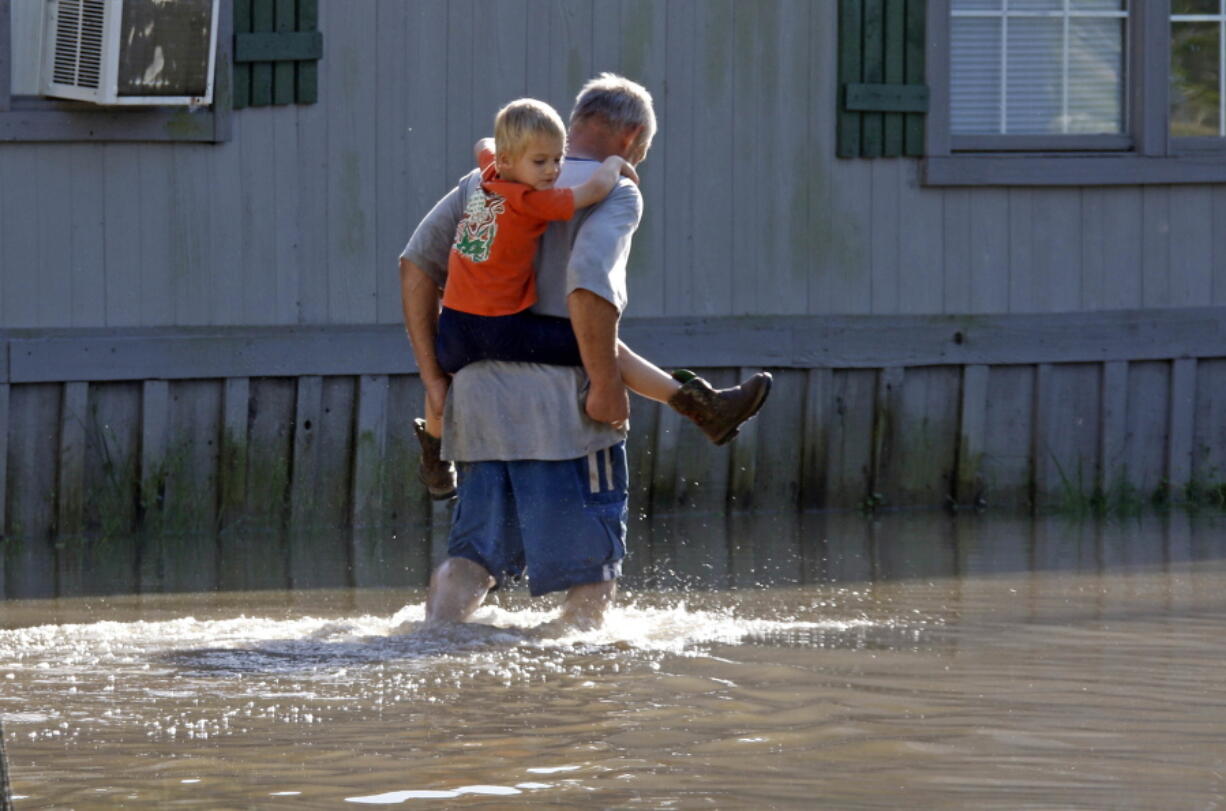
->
[1007, 189, 1034, 312]
[218, 377, 249, 538]
[1214, 186, 1226, 304]
[404, 0, 451, 242]
[375, 0, 413, 325]
[1192, 359, 1226, 487]
[621, 0, 667, 317]
[827, 369, 877, 507]
[69, 147, 107, 327]
[751, 368, 806, 512]
[351, 374, 389, 587]
[1032, 190, 1081, 312]
[236, 377, 294, 590]
[1099, 360, 1129, 494]
[170, 144, 213, 325]
[982, 365, 1034, 508]
[238, 114, 279, 324]
[898, 163, 944, 313]
[1167, 358, 1196, 495]
[160, 381, 222, 592]
[5, 385, 59, 598]
[1035, 364, 1101, 508]
[671, 370, 734, 513]
[0, 384, 7, 550]
[39, 148, 73, 327]
[955, 364, 989, 505]
[812, 0, 841, 313]
[888, 366, 960, 506]
[871, 366, 905, 503]
[138, 148, 174, 327]
[827, 161, 874, 313]
[727, 368, 763, 511]
[625, 387, 658, 578]
[943, 189, 972, 313]
[288, 375, 323, 587]
[445, 0, 477, 196]
[1080, 188, 1105, 310]
[386, 375, 433, 585]
[1102, 188, 1144, 308]
[324, 0, 378, 324]
[83, 383, 140, 594]
[661, 0, 695, 316]
[869, 161, 901, 313]
[969, 189, 1010, 313]
[1125, 361, 1171, 499]
[296, 63, 330, 323]
[3, 150, 41, 326]
[695, 0, 735, 315]
[209, 135, 245, 326]
[317, 377, 357, 579]
[800, 367, 833, 510]
[1141, 186, 1171, 307]
[138, 380, 169, 591]
[272, 109, 301, 323]
[56, 382, 89, 552]
[1168, 187, 1213, 308]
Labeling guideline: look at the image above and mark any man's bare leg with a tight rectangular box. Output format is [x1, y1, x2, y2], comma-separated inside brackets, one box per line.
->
[558, 580, 617, 631]
[424, 557, 495, 624]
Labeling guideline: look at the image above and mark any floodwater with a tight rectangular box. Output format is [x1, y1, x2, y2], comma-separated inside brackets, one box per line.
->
[3, 511, 1226, 808]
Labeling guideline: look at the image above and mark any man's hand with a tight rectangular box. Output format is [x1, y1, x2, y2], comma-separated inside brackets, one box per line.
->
[585, 377, 629, 430]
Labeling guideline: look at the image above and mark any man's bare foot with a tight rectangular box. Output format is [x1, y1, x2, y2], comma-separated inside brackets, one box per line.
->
[557, 580, 616, 631]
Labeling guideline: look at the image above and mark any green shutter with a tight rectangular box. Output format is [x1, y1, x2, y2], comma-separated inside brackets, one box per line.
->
[838, 0, 927, 158]
[232, 0, 322, 108]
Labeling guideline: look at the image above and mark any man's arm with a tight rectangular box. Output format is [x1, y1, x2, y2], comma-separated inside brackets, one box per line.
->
[399, 178, 470, 422]
[400, 257, 449, 421]
[569, 288, 628, 428]
[566, 181, 643, 427]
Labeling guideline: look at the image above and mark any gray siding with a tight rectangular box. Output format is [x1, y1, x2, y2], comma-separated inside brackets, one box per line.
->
[2, 1, 1225, 329]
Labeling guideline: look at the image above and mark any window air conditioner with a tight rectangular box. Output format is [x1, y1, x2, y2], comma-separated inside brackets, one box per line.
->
[42, 0, 220, 106]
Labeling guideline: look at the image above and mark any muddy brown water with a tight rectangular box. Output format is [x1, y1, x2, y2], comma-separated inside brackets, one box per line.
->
[2, 511, 1225, 808]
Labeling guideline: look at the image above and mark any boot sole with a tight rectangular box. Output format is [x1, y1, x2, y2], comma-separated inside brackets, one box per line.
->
[713, 372, 773, 446]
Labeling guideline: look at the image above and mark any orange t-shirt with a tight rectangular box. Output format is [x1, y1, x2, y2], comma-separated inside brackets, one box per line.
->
[442, 150, 576, 316]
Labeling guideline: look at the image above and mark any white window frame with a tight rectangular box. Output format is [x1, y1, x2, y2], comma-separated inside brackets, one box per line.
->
[925, 0, 1226, 185]
[0, 0, 232, 143]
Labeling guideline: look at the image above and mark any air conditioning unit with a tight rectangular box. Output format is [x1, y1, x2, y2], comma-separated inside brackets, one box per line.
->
[42, 0, 220, 106]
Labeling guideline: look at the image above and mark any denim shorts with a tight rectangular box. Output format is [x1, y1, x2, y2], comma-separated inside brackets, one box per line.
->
[446, 443, 628, 597]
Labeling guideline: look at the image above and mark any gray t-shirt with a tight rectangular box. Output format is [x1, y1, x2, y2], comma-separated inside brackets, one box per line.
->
[401, 157, 641, 461]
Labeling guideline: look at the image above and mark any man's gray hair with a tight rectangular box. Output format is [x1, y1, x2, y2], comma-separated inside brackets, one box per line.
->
[571, 73, 657, 161]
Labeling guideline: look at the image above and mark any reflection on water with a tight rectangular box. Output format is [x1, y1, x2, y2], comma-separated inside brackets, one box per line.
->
[2, 511, 1226, 808]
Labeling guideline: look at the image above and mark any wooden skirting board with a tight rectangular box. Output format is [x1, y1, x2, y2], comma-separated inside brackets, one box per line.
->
[2, 307, 1224, 383]
[1, 309, 1225, 599]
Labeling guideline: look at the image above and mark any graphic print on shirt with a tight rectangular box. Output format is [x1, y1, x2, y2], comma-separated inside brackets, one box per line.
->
[453, 186, 506, 264]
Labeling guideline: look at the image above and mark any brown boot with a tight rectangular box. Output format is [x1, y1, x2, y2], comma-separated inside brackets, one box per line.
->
[413, 419, 457, 500]
[667, 370, 773, 446]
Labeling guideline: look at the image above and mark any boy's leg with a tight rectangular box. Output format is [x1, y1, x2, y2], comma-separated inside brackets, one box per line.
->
[616, 341, 680, 403]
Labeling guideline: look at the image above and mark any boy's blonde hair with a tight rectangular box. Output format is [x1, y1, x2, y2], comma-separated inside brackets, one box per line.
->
[494, 98, 567, 160]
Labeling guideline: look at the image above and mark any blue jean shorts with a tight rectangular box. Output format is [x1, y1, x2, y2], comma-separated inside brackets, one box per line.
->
[446, 443, 628, 597]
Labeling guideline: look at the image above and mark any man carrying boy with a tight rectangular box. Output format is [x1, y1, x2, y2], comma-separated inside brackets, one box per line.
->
[399, 74, 762, 628]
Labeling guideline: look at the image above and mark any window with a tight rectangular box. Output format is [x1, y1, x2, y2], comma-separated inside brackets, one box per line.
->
[1170, 1, 1225, 138]
[0, 0, 232, 143]
[925, 0, 1226, 185]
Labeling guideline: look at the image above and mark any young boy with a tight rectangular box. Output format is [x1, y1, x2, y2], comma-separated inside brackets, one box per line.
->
[415, 98, 770, 499]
